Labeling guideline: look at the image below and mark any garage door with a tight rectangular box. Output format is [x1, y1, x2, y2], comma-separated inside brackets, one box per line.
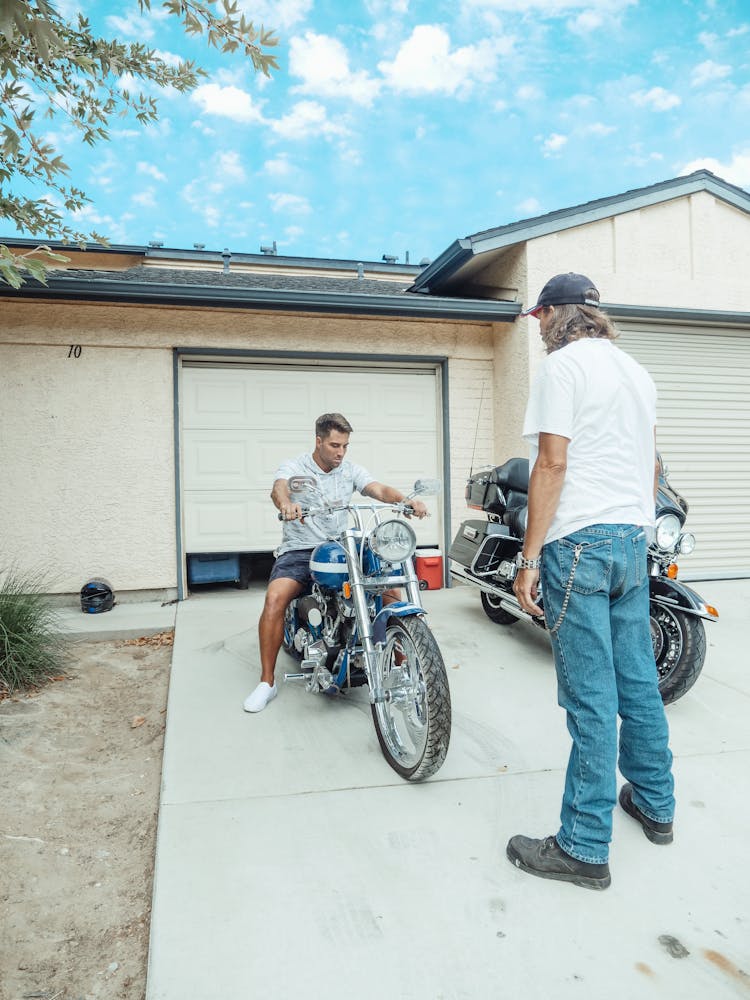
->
[618, 323, 750, 578]
[180, 363, 442, 554]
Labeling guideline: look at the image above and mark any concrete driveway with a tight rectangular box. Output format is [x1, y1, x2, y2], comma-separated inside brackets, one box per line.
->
[145, 577, 749, 1000]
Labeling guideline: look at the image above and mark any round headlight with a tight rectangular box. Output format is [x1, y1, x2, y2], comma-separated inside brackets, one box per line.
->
[655, 513, 681, 551]
[678, 531, 696, 555]
[370, 519, 417, 563]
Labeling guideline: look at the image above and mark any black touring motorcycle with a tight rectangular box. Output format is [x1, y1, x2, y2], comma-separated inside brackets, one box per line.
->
[448, 455, 718, 705]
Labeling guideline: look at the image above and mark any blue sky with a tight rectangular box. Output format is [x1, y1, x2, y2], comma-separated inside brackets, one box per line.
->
[26, 0, 750, 264]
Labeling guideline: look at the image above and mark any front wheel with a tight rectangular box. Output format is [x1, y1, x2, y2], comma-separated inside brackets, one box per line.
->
[650, 602, 706, 705]
[371, 616, 451, 781]
[481, 590, 518, 625]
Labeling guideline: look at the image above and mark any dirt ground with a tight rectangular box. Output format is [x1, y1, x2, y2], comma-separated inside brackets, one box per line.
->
[0, 631, 173, 1000]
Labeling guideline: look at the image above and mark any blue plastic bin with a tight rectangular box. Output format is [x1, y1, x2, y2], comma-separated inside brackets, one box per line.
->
[187, 553, 241, 585]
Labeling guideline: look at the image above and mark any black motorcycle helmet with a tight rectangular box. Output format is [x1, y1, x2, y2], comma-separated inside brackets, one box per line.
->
[80, 578, 115, 614]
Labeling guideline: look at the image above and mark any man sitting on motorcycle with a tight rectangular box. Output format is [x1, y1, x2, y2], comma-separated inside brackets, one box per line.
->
[243, 412, 428, 713]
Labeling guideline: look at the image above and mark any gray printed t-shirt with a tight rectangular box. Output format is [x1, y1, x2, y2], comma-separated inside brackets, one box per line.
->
[274, 453, 375, 554]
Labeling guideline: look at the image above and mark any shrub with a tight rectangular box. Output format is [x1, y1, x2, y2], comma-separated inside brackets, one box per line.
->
[0, 567, 69, 695]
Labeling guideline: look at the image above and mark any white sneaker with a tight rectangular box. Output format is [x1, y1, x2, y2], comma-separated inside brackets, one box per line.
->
[243, 682, 277, 713]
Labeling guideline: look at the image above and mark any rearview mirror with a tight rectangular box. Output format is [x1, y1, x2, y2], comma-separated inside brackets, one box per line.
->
[289, 475, 318, 492]
[412, 478, 442, 497]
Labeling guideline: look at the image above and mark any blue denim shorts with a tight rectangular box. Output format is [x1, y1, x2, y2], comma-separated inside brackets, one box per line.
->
[269, 549, 314, 585]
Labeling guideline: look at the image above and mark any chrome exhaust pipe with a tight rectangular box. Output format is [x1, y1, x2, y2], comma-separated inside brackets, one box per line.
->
[449, 564, 530, 622]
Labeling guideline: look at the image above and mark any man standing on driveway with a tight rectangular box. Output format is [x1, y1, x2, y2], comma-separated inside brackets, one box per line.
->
[243, 412, 427, 713]
[506, 273, 675, 890]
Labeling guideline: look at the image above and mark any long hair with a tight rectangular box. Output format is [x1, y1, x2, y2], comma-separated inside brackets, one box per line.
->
[542, 301, 619, 354]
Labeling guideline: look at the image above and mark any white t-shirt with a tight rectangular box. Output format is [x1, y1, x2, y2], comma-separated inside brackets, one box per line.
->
[522, 338, 657, 545]
[274, 452, 375, 554]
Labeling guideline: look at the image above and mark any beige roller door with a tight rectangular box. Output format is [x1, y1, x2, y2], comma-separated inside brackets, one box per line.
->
[617, 323, 750, 579]
[180, 362, 442, 554]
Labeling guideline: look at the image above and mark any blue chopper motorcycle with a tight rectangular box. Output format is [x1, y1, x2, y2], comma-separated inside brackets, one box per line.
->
[280, 475, 451, 781]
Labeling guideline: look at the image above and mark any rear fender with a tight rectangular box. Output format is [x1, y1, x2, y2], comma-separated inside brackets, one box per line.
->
[372, 602, 425, 644]
[649, 577, 718, 621]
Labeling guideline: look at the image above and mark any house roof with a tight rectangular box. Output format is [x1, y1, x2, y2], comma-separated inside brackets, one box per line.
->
[411, 169, 750, 296]
[2, 261, 520, 322]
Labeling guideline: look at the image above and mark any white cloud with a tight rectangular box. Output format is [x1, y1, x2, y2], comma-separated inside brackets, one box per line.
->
[698, 31, 718, 48]
[132, 188, 157, 208]
[630, 86, 681, 110]
[270, 100, 349, 140]
[263, 155, 294, 176]
[568, 10, 603, 33]
[153, 49, 183, 69]
[338, 144, 363, 166]
[137, 162, 167, 182]
[680, 149, 750, 188]
[216, 151, 247, 183]
[691, 60, 732, 87]
[366, 0, 409, 13]
[289, 32, 381, 106]
[727, 25, 749, 37]
[582, 122, 616, 136]
[182, 179, 222, 229]
[284, 225, 305, 241]
[180, 150, 250, 229]
[235, 0, 312, 30]
[515, 197, 542, 215]
[269, 192, 312, 214]
[625, 145, 664, 167]
[516, 84, 543, 101]
[190, 84, 266, 124]
[191, 120, 216, 137]
[106, 12, 156, 40]
[462, 0, 635, 10]
[541, 132, 567, 156]
[378, 25, 509, 96]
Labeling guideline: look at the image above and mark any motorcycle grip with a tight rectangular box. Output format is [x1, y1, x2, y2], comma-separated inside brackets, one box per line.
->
[277, 507, 310, 521]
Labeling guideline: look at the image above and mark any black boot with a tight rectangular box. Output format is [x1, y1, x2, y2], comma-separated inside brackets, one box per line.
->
[619, 783, 673, 844]
[506, 835, 611, 890]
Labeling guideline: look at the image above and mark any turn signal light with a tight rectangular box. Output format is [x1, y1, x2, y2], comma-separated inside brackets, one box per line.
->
[705, 604, 719, 618]
[667, 564, 679, 579]
[342, 581, 352, 599]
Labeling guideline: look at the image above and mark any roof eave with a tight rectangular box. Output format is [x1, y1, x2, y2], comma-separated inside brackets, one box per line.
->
[606, 302, 750, 328]
[413, 171, 750, 294]
[2, 275, 520, 322]
[407, 239, 474, 294]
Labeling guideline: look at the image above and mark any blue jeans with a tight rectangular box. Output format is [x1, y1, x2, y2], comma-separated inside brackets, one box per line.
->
[541, 524, 674, 864]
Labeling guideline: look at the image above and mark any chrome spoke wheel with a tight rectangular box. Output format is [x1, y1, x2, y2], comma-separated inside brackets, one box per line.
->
[371, 616, 451, 781]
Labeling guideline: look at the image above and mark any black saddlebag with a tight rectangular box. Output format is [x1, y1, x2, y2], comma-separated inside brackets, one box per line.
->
[465, 458, 530, 515]
[449, 520, 519, 575]
[465, 472, 507, 515]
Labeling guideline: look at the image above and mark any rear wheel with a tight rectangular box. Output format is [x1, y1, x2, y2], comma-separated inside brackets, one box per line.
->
[649, 602, 706, 705]
[481, 590, 518, 625]
[371, 616, 451, 781]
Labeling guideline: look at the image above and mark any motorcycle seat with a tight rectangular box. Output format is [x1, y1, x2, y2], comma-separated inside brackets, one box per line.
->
[490, 458, 529, 495]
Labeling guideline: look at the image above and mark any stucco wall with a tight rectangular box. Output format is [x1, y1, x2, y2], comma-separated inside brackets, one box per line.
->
[526, 191, 750, 313]
[0, 297, 497, 594]
[0, 341, 175, 594]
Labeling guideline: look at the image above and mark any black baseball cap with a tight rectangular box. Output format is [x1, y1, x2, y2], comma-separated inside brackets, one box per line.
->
[521, 272, 600, 316]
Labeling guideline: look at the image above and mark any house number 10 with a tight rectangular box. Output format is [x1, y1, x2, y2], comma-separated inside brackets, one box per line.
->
[68, 345, 82, 358]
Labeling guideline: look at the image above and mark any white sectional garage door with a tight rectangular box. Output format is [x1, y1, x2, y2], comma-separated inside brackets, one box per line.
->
[617, 323, 750, 578]
[180, 363, 442, 553]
